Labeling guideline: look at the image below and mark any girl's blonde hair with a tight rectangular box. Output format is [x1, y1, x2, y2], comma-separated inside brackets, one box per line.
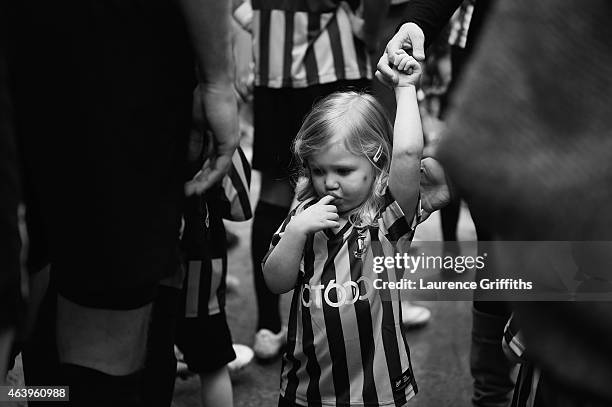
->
[293, 91, 393, 228]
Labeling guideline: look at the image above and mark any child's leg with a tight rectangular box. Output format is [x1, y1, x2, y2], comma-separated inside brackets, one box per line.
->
[175, 313, 236, 406]
[178, 205, 237, 405]
[199, 366, 233, 407]
[251, 196, 290, 333]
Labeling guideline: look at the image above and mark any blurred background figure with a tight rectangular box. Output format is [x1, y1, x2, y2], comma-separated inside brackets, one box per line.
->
[235, 0, 389, 360]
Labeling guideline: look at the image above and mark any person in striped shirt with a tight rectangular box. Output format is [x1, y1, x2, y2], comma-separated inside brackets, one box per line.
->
[143, 146, 253, 407]
[237, 0, 390, 359]
[263, 52, 424, 407]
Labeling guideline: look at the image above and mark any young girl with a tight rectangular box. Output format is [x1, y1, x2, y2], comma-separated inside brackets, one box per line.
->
[263, 52, 424, 407]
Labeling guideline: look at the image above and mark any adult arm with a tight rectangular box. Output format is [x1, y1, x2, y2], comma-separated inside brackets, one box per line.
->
[376, 0, 461, 87]
[179, 0, 240, 195]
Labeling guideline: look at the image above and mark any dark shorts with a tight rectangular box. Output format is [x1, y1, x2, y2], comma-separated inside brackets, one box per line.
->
[10, 0, 195, 310]
[175, 195, 234, 373]
[253, 79, 371, 179]
[175, 312, 236, 373]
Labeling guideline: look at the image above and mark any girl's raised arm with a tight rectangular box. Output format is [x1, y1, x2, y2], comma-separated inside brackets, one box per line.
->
[388, 54, 424, 220]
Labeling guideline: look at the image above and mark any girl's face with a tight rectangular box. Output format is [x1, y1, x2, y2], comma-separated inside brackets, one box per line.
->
[308, 139, 375, 214]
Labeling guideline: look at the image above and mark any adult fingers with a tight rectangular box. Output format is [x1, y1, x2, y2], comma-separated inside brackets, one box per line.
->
[386, 23, 426, 62]
[184, 154, 232, 196]
[404, 23, 426, 61]
[385, 29, 405, 57]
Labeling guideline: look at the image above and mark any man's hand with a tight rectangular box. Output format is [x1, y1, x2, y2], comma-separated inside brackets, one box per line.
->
[388, 22, 426, 61]
[178, 0, 239, 196]
[376, 22, 426, 88]
[287, 195, 340, 235]
[419, 157, 450, 221]
[185, 83, 239, 196]
[185, 154, 234, 196]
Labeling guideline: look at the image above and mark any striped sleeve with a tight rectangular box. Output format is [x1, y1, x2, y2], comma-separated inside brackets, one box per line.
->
[219, 146, 252, 222]
[379, 186, 422, 247]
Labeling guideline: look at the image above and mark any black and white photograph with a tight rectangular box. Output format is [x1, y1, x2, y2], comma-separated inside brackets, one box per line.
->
[1, 0, 611, 406]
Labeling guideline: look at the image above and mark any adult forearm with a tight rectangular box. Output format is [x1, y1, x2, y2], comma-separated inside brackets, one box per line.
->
[178, 0, 233, 85]
[180, 0, 239, 171]
[200, 85, 239, 155]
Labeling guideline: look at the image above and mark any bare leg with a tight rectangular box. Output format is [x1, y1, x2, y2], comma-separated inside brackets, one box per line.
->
[56, 294, 150, 375]
[199, 366, 233, 407]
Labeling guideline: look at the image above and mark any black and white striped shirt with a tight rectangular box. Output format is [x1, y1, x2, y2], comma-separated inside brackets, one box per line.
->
[252, 0, 372, 88]
[264, 188, 420, 406]
[182, 147, 252, 317]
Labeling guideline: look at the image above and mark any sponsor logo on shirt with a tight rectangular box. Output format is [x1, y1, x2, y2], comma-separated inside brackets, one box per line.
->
[301, 277, 373, 308]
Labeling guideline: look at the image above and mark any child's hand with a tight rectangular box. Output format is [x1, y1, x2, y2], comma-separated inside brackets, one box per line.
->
[288, 195, 340, 235]
[391, 50, 422, 88]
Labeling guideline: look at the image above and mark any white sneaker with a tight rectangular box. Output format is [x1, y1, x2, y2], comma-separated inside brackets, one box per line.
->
[401, 302, 431, 329]
[253, 327, 287, 360]
[227, 344, 254, 376]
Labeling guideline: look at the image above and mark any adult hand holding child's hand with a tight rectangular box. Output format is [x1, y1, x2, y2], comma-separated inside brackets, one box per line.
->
[375, 22, 425, 88]
[288, 195, 340, 235]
